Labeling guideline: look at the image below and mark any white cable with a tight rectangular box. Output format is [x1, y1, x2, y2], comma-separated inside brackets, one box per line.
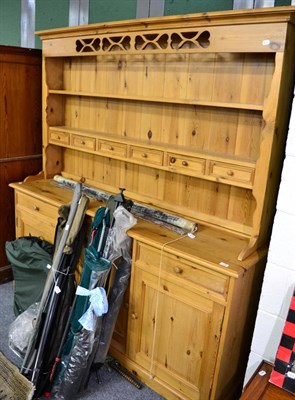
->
[149, 231, 195, 379]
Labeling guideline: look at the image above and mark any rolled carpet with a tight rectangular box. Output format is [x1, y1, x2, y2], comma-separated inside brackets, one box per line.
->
[0, 352, 34, 399]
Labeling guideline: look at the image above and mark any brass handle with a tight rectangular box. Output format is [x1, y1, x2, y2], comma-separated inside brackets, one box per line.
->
[170, 157, 176, 164]
[182, 161, 188, 167]
[33, 205, 39, 211]
[131, 312, 138, 320]
[174, 266, 183, 274]
[227, 170, 234, 176]
[142, 153, 147, 158]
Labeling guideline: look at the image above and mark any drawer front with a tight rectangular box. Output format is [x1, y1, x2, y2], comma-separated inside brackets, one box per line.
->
[134, 242, 229, 301]
[168, 153, 205, 176]
[18, 211, 56, 244]
[17, 193, 58, 221]
[71, 134, 96, 151]
[98, 140, 127, 157]
[130, 146, 163, 166]
[49, 130, 70, 145]
[209, 161, 254, 186]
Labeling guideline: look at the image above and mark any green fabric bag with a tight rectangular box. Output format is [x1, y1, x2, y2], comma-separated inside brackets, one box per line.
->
[5, 236, 54, 316]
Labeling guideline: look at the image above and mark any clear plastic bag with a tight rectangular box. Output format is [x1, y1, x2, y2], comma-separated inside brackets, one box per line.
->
[103, 205, 137, 263]
[8, 302, 39, 359]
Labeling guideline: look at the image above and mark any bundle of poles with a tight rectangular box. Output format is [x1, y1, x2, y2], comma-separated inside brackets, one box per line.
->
[21, 183, 137, 399]
[53, 175, 198, 235]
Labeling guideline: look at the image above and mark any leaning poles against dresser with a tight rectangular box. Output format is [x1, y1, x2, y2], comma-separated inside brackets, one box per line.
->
[48, 189, 135, 399]
[49, 205, 113, 399]
[20, 183, 89, 397]
[79, 204, 137, 391]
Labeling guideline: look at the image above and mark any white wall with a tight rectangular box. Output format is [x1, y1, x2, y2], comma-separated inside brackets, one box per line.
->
[245, 84, 295, 384]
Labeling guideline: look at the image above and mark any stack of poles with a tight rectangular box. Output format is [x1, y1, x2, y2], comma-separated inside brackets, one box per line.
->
[20, 182, 135, 399]
[21, 183, 90, 397]
[50, 190, 134, 399]
[53, 175, 197, 235]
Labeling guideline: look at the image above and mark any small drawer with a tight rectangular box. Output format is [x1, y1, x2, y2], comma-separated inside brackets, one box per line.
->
[135, 242, 229, 300]
[130, 146, 163, 166]
[18, 210, 57, 244]
[98, 140, 127, 157]
[17, 193, 58, 221]
[209, 161, 254, 186]
[71, 134, 96, 151]
[49, 130, 70, 145]
[168, 153, 205, 176]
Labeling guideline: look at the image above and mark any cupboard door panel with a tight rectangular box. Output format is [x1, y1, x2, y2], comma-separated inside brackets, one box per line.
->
[128, 267, 225, 399]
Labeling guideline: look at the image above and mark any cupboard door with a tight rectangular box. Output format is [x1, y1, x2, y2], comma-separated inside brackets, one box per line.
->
[128, 267, 225, 400]
[110, 288, 130, 354]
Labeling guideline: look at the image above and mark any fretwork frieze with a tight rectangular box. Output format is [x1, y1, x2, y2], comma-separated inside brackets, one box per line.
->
[75, 30, 211, 54]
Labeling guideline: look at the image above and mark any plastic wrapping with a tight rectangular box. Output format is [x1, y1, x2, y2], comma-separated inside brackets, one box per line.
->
[103, 205, 137, 263]
[77, 286, 108, 331]
[51, 303, 105, 399]
[93, 257, 131, 365]
[51, 326, 99, 400]
[51, 246, 111, 399]
[8, 303, 39, 359]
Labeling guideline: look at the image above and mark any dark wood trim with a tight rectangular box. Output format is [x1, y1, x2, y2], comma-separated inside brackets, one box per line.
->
[0, 154, 42, 164]
[0, 265, 13, 284]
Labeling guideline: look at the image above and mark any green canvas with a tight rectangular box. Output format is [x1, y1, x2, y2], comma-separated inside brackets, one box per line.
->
[5, 236, 53, 316]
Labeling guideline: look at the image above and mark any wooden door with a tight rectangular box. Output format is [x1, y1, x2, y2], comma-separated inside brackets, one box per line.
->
[0, 46, 42, 283]
[127, 266, 225, 400]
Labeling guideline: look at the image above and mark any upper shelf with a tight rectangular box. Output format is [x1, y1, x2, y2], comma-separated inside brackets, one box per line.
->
[48, 90, 264, 111]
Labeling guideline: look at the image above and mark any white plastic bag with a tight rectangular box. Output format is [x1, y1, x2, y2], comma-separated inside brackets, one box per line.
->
[9, 302, 39, 359]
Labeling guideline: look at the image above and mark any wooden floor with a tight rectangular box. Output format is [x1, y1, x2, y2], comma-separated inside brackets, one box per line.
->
[240, 361, 294, 400]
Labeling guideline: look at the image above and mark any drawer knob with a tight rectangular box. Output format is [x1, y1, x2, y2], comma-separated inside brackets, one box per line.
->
[227, 170, 234, 176]
[33, 205, 40, 211]
[182, 161, 188, 167]
[81, 140, 85, 145]
[109, 146, 114, 151]
[170, 157, 176, 164]
[57, 135, 61, 140]
[142, 153, 147, 158]
[174, 266, 183, 274]
[131, 312, 138, 320]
